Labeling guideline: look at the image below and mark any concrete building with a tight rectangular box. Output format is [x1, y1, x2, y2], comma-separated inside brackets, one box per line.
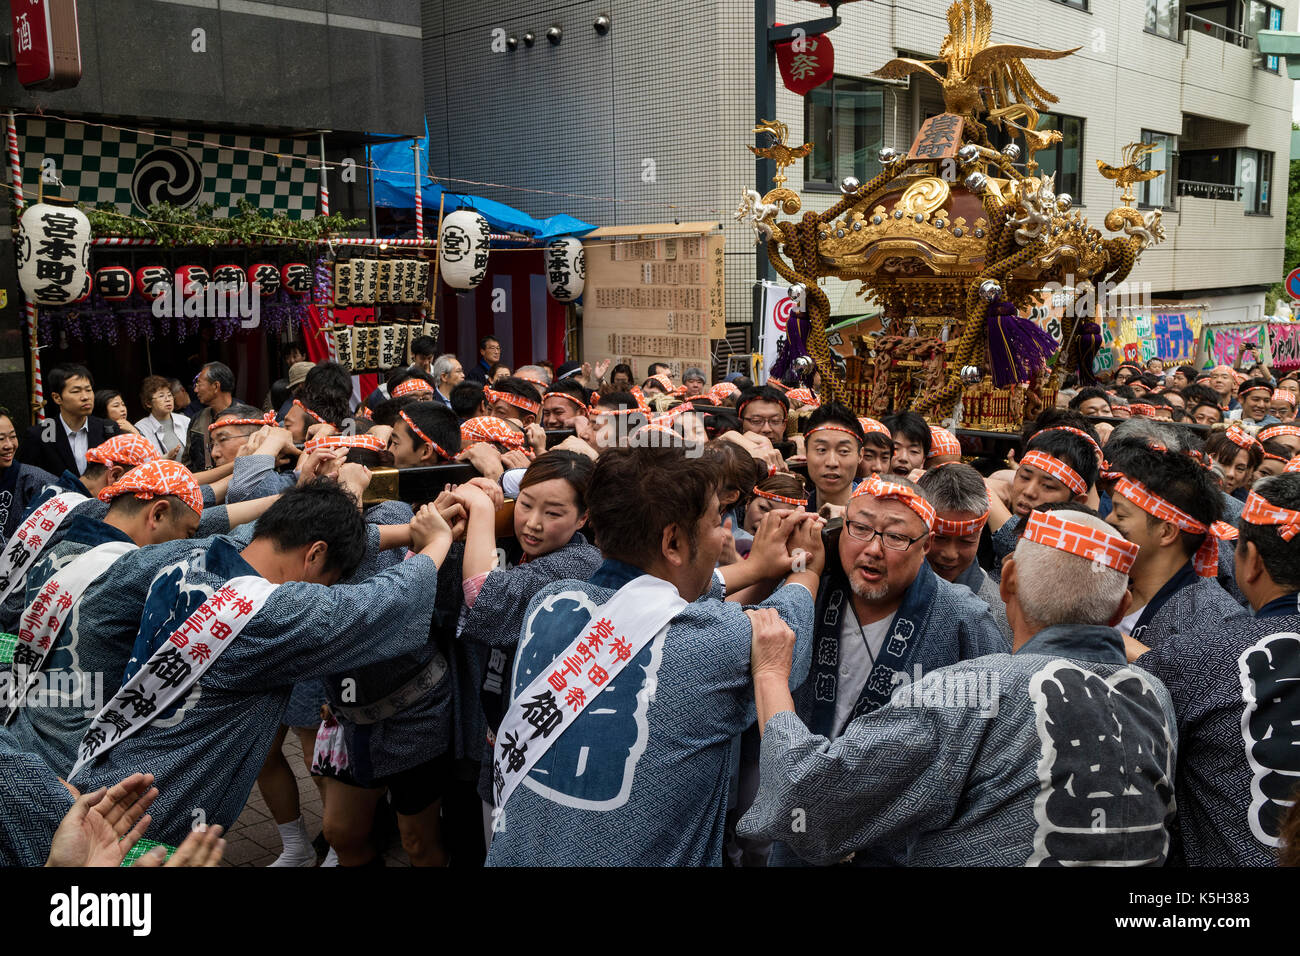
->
[423, 0, 1294, 338]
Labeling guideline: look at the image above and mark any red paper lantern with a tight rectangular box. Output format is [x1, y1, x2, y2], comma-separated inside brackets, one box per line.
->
[248, 262, 280, 296]
[175, 265, 210, 295]
[135, 266, 173, 300]
[211, 264, 246, 291]
[281, 262, 312, 296]
[95, 266, 134, 302]
[71, 271, 91, 303]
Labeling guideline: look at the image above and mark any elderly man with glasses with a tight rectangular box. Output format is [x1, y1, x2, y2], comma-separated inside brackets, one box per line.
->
[765, 473, 1006, 866]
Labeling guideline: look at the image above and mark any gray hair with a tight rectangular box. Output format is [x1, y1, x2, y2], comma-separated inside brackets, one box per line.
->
[1012, 509, 1130, 627]
[431, 354, 459, 385]
[515, 365, 550, 385]
[1108, 416, 1191, 453]
[917, 461, 989, 515]
[683, 366, 707, 383]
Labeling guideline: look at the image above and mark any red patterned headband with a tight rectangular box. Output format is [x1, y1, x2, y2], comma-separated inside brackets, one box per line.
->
[766, 378, 791, 392]
[98, 460, 203, 517]
[1020, 450, 1087, 496]
[1286, 457, 1300, 473]
[1035, 425, 1104, 458]
[1239, 383, 1272, 398]
[399, 410, 453, 461]
[1241, 489, 1300, 541]
[1259, 424, 1300, 444]
[86, 434, 160, 468]
[1113, 476, 1237, 577]
[1021, 509, 1139, 574]
[293, 399, 330, 426]
[629, 385, 652, 414]
[709, 382, 739, 403]
[545, 390, 588, 410]
[303, 434, 387, 455]
[209, 411, 276, 432]
[858, 417, 891, 439]
[927, 427, 961, 459]
[1270, 390, 1297, 408]
[932, 510, 989, 537]
[753, 486, 808, 507]
[850, 473, 936, 530]
[517, 374, 549, 389]
[1264, 452, 1288, 464]
[786, 387, 819, 407]
[393, 379, 434, 398]
[1223, 425, 1263, 454]
[1128, 403, 1158, 418]
[648, 374, 674, 393]
[484, 388, 541, 417]
[806, 424, 861, 445]
[460, 415, 526, 452]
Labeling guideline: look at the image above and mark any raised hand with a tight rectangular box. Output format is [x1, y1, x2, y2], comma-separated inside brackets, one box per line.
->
[45, 773, 158, 868]
[746, 607, 796, 682]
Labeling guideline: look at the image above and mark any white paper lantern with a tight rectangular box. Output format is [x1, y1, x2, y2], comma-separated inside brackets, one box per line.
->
[16, 201, 92, 306]
[544, 236, 586, 302]
[439, 209, 490, 290]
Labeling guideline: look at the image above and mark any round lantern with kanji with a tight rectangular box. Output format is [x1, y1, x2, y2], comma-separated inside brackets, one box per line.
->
[438, 210, 491, 290]
[248, 263, 280, 296]
[136, 266, 173, 301]
[175, 265, 210, 295]
[281, 262, 313, 296]
[15, 200, 92, 307]
[95, 266, 135, 302]
[211, 264, 247, 293]
[544, 236, 585, 302]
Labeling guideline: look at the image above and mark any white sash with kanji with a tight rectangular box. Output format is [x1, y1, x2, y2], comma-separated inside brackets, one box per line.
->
[67, 575, 277, 780]
[491, 574, 687, 810]
[3, 540, 137, 725]
[0, 492, 88, 606]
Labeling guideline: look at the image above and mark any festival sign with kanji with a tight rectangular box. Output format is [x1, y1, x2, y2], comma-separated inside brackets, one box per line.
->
[1269, 322, 1300, 370]
[1199, 323, 1270, 369]
[909, 114, 966, 161]
[774, 29, 834, 95]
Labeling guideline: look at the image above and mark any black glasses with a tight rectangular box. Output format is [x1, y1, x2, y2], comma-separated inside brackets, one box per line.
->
[843, 520, 927, 551]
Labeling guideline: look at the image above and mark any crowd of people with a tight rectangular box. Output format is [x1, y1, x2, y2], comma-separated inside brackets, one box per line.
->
[2, 336, 1299, 868]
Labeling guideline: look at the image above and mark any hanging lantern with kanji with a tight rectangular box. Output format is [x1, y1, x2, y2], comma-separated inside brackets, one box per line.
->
[774, 29, 834, 96]
[175, 265, 210, 295]
[281, 262, 312, 296]
[438, 209, 490, 290]
[136, 265, 173, 300]
[248, 263, 280, 296]
[544, 236, 586, 302]
[95, 266, 134, 302]
[15, 199, 92, 306]
[211, 264, 247, 292]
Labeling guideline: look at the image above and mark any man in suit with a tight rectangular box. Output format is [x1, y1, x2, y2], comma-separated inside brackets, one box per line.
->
[464, 335, 501, 384]
[21, 363, 120, 477]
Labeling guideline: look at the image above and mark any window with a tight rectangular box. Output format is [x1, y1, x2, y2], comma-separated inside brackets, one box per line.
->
[1140, 130, 1176, 208]
[1145, 0, 1179, 39]
[1245, 2, 1284, 71]
[805, 76, 884, 190]
[990, 112, 1085, 202]
[1053, 0, 1088, 9]
[1240, 148, 1273, 214]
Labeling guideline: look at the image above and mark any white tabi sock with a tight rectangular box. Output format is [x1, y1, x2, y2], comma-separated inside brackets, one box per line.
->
[321, 847, 339, 867]
[269, 816, 316, 867]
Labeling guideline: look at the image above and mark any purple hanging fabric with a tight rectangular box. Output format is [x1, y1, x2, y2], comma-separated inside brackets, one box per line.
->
[985, 300, 1060, 387]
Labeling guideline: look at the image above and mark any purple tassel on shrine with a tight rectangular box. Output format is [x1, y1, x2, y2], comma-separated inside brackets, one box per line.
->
[985, 300, 1060, 388]
[770, 310, 810, 381]
[1076, 321, 1103, 385]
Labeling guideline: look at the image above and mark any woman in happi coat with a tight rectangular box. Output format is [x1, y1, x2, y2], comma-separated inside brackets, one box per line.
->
[0, 408, 57, 550]
[446, 450, 602, 851]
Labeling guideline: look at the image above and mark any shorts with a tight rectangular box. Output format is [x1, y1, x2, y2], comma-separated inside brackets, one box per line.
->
[372, 752, 453, 816]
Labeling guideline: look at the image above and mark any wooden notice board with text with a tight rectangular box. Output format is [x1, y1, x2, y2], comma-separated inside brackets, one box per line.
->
[581, 225, 725, 381]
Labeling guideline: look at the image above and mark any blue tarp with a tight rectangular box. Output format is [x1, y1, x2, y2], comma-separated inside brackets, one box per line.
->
[368, 122, 595, 239]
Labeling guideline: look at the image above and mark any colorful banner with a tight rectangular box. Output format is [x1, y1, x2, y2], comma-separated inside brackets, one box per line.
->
[1199, 323, 1270, 370]
[1269, 323, 1300, 370]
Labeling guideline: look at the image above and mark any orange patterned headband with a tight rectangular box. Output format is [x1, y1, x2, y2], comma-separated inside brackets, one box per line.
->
[858, 417, 891, 439]
[1259, 425, 1300, 444]
[98, 460, 203, 517]
[932, 510, 989, 537]
[806, 424, 861, 445]
[1271, 390, 1297, 408]
[1021, 509, 1139, 574]
[302, 434, 387, 455]
[545, 390, 588, 410]
[399, 410, 453, 461]
[850, 473, 936, 530]
[927, 427, 961, 459]
[393, 379, 434, 398]
[484, 388, 541, 417]
[753, 486, 808, 507]
[209, 410, 276, 432]
[86, 434, 160, 468]
[292, 399, 330, 426]
[1112, 476, 1236, 577]
[1241, 489, 1300, 541]
[1020, 450, 1087, 496]
[1223, 425, 1263, 454]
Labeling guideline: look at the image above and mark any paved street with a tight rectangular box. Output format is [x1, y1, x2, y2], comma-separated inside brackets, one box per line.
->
[220, 735, 411, 868]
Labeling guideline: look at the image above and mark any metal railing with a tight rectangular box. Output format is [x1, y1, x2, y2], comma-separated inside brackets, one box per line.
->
[1177, 179, 1244, 200]
[1183, 12, 1253, 48]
